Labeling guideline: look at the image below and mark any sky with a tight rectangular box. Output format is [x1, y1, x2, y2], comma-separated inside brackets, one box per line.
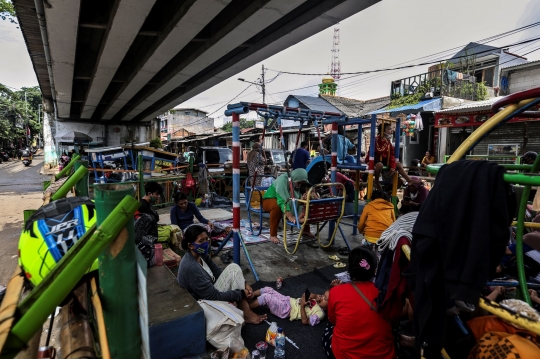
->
[1, 0, 539, 126]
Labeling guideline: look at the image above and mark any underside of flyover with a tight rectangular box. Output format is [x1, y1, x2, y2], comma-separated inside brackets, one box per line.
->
[14, 0, 379, 124]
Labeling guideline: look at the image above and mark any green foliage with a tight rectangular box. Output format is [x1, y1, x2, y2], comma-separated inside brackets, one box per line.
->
[221, 117, 255, 132]
[0, 0, 17, 25]
[149, 137, 163, 149]
[0, 83, 42, 143]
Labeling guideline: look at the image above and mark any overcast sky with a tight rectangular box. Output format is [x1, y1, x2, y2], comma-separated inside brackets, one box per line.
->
[1, 0, 539, 126]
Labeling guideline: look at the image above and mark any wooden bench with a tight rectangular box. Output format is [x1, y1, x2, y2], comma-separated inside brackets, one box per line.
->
[147, 265, 206, 359]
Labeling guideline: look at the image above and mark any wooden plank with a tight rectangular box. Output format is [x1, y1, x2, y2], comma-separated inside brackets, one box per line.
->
[0, 269, 25, 355]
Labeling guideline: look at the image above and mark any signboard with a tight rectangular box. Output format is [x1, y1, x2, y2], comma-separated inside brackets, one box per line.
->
[435, 113, 538, 128]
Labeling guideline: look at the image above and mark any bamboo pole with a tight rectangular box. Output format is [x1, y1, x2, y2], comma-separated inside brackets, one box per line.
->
[90, 278, 110, 359]
[5, 196, 139, 356]
[95, 184, 141, 359]
[51, 165, 88, 201]
[55, 154, 81, 180]
[74, 160, 89, 197]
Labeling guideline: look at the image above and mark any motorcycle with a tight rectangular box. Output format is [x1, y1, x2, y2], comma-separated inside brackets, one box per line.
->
[22, 155, 32, 167]
[22, 152, 32, 167]
[0, 149, 10, 163]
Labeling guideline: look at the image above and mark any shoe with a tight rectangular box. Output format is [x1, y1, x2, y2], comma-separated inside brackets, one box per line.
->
[333, 262, 346, 268]
[220, 252, 232, 264]
[328, 255, 340, 261]
[338, 247, 350, 256]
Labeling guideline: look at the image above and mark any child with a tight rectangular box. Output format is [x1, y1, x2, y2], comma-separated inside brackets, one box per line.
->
[357, 189, 395, 249]
[368, 123, 411, 190]
[249, 283, 339, 326]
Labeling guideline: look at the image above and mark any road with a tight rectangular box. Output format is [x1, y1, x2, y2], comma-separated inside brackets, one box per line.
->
[0, 154, 47, 286]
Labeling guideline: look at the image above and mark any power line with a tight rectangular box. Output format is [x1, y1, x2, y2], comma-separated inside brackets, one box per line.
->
[267, 37, 540, 76]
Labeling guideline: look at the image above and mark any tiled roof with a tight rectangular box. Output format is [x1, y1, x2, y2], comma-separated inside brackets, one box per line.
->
[319, 95, 364, 117]
[320, 95, 390, 117]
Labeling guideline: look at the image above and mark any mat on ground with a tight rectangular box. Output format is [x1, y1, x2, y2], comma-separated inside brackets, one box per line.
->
[242, 265, 345, 359]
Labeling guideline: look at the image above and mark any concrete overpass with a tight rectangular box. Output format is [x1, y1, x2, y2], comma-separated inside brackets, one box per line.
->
[14, 0, 379, 125]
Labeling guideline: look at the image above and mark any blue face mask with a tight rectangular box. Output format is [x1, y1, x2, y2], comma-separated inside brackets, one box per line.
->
[192, 242, 209, 255]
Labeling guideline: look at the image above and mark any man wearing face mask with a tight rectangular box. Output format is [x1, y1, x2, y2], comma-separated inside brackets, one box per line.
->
[368, 123, 411, 191]
[139, 181, 163, 224]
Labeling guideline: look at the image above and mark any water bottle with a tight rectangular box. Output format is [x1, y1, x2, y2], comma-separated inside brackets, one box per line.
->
[274, 327, 285, 359]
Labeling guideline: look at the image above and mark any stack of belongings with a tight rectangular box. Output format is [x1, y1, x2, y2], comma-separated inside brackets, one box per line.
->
[406, 160, 516, 358]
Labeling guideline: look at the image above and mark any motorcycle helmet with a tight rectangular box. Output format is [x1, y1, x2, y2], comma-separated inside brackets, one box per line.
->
[521, 151, 538, 165]
[19, 197, 98, 286]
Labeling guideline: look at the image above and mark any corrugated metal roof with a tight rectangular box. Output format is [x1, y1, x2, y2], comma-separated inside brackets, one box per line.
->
[369, 98, 442, 115]
[501, 59, 540, 70]
[436, 97, 502, 114]
[285, 95, 341, 114]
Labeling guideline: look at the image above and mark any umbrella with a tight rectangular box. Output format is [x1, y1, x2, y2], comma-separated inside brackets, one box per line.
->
[56, 131, 93, 144]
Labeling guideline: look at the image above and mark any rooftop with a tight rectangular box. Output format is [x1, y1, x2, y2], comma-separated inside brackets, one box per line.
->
[436, 96, 502, 114]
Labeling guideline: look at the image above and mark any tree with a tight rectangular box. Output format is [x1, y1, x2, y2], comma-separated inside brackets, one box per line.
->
[221, 117, 255, 132]
[0, 0, 17, 25]
[149, 137, 163, 149]
[0, 83, 42, 146]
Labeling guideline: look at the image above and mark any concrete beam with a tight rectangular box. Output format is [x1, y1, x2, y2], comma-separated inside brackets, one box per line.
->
[120, 0, 308, 121]
[102, 0, 232, 120]
[132, 0, 380, 122]
[80, 0, 156, 119]
[44, 0, 81, 118]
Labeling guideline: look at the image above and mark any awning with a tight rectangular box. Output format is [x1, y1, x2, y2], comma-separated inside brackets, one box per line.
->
[368, 98, 442, 116]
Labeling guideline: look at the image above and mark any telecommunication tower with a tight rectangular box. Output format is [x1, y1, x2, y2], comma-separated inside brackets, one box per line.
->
[330, 26, 341, 80]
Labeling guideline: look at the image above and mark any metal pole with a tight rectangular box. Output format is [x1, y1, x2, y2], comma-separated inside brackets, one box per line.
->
[328, 123, 338, 241]
[367, 115, 377, 200]
[232, 112, 241, 264]
[95, 184, 141, 358]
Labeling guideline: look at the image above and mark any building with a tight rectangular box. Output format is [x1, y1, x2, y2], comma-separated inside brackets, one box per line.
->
[500, 60, 540, 95]
[160, 108, 213, 140]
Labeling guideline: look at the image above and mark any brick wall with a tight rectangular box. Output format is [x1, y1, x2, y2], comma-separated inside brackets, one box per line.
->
[508, 66, 540, 93]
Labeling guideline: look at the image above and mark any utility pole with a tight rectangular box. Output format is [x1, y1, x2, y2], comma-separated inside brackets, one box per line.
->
[261, 64, 266, 104]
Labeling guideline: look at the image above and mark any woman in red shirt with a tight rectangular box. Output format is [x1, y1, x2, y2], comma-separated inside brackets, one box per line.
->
[323, 247, 396, 359]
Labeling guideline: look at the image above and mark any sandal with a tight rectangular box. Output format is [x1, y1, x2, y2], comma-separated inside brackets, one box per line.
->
[220, 252, 232, 264]
[338, 247, 350, 256]
[333, 262, 346, 268]
[328, 255, 340, 261]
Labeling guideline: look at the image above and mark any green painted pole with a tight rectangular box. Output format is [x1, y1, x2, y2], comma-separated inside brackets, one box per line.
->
[50, 165, 88, 201]
[138, 154, 144, 199]
[95, 184, 141, 359]
[515, 154, 540, 304]
[74, 160, 89, 197]
[55, 154, 81, 180]
[6, 196, 139, 356]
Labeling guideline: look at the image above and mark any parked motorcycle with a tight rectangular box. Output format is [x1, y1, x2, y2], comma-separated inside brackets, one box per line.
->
[0, 149, 10, 162]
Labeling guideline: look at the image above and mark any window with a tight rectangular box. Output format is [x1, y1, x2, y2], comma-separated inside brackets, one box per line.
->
[184, 111, 191, 115]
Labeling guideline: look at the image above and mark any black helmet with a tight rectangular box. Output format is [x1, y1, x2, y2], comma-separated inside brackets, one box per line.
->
[521, 151, 537, 164]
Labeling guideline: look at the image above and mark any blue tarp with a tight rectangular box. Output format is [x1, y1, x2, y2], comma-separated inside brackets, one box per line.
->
[367, 98, 442, 116]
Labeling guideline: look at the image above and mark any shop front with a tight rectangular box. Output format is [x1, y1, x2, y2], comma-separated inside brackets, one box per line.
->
[435, 97, 540, 162]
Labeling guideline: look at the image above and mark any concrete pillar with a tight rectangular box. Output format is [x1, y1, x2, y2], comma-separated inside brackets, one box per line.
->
[43, 111, 58, 167]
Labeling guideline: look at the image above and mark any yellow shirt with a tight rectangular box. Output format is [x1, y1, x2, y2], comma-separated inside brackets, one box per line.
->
[289, 298, 325, 326]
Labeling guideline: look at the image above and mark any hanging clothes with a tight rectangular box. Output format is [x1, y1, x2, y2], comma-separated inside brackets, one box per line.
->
[415, 112, 424, 131]
[406, 160, 516, 358]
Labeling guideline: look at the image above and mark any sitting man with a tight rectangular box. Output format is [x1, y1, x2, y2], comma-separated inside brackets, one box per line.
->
[368, 123, 411, 191]
[400, 177, 429, 214]
[171, 192, 214, 232]
[138, 181, 163, 224]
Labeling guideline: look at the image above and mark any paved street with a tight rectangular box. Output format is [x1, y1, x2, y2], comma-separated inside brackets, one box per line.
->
[0, 154, 47, 286]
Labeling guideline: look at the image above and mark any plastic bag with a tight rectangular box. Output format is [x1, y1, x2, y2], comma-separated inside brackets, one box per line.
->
[229, 336, 250, 359]
[265, 321, 278, 347]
